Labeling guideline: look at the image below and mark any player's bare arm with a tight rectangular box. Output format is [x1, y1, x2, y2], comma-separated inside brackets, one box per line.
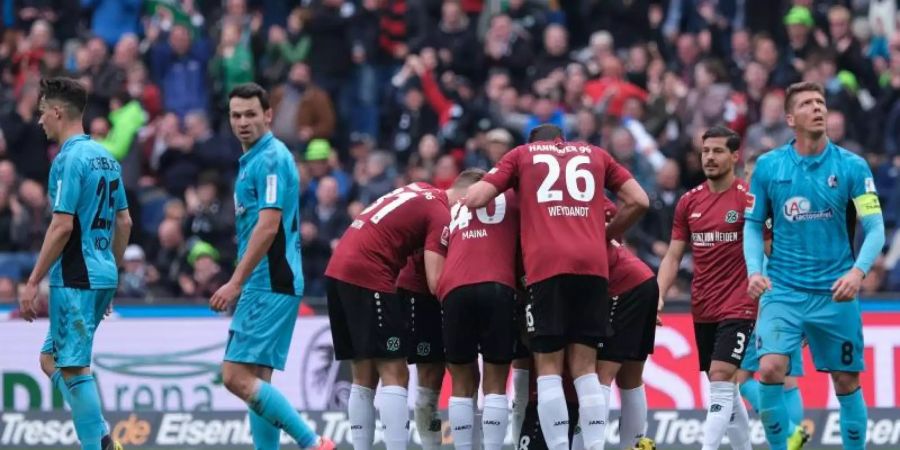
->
[463, 180, 499, 209]
[112, 209, 133, 268]
[423, 249, 445, 295]
[606, 179, 649, 240]
[657, 239, 687, 320]
[211, 208, 282, 311]
[19, 212, 75, 322]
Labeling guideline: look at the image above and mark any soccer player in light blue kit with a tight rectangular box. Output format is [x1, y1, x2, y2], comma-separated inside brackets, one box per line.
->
[209, 83, 333, 450]
[737, 151, 809, 450]
[19, 77, 132, 450]
[744, 81, 885, 450]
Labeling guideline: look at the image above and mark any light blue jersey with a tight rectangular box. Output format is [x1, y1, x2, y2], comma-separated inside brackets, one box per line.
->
[745, 140, 880, 294]
[233, 132, 303, 296]
[47, 135, 127, 289]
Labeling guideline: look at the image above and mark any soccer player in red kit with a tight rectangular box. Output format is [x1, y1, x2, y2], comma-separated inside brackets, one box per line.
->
[465, 124, 649, 450]
[395, 251, 445, 450]
[596, 198, 659, 450]
[325, 170, 482, 450]
[438, 188, 520, 450]
[397, 253, 444, 450]
[657, 126, 757, 450]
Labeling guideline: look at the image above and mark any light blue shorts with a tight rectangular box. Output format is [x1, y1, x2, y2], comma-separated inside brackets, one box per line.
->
[224, 290, 300, 371]
[755, 285, 864, 373]
[40, 287, 115, 368]
[740, 330, 805, 376]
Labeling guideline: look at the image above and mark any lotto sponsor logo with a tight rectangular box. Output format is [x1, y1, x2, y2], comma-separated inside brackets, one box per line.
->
[547, 205, 590, 217]
[690, 230, 739, 247]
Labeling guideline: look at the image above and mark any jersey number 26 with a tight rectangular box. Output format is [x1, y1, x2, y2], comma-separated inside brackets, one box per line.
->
[533, 155, 596, 203]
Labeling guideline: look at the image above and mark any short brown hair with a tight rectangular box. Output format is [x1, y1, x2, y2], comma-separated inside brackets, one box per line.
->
[452, 168, 486, 188]
[229, 83, 270, 110]
[784, 81, 825, 113]
[39, 77, 87, 117]
[701, 126, 741, 152]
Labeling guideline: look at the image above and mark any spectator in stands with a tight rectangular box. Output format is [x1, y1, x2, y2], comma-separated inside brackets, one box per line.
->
[300, 176, 351, 296]
[148, 23, 212, 118]
[481, 13, 533, 83]
[81, 0, 142, 47]
[355, 151, 395, 205]
[15, 179, 45, 249]
[152, 218, 191, 297]
[183, 173, 235, 261]
[506, 0, 547, 46]
[305, 0, 354, 126]
[826, 110, 862, 154]
[0, 184, 30, 251]
[185, 240, 227, 300]
[184, 110, 240, 180]
[1, 81, 49, 183]
[744, 91, 794, 158]
[210, 19, 255, 110]
[386, 68, 438, 165]
[156, 113, 199, 198]
[271, 61, 336, 151]
[465, 127, 513, 171]
[0, 272, 16, 302]
[302, 139, 352, 209]
[262, 7, 311, 87]
[632, 159, 684, 269]
[100, 91, 146, 161]
[118, 244, 155, 300]
[531, 24, 572, 83]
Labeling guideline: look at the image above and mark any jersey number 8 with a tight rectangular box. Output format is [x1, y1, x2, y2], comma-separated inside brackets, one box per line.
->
[449, 195, 507, 232]
[533, 155, 596, 203]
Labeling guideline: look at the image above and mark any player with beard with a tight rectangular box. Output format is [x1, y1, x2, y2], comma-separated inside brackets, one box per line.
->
[657, 126, 756, 450]
[325, 170, 481, 450]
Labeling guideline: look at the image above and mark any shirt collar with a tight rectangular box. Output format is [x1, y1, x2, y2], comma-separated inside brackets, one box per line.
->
[787, 138, 833, 167]
[59, 134, 90, 155]
[239, 132, 274, 164]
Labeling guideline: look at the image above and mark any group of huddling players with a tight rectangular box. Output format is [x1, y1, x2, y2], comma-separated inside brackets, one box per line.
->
[23, 75, 883, 450]
[325, 79, 884, 450]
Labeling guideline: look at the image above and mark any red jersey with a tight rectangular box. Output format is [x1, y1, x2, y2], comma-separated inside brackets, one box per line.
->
[326, 183, 450, 293]
[396, 251, 429, 295]
[671, 179, 758, 322]
[481, 140, 633, 284]
[437, 190, 520, 300]
[604, 199, 655, 296]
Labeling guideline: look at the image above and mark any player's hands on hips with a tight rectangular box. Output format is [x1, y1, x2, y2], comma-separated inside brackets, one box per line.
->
[19, 282, 39, 322]
[831, 268, 864, 302]
[747, 273, 772, 300]
[210, 280, 241, 312]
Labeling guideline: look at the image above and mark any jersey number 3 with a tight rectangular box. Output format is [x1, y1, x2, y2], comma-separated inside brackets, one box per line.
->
[91, 176, 120, 231]
[533, 155, 595, 203]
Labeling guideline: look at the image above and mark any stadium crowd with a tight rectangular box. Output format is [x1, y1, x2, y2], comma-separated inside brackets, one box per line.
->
[1, 0, 899, 306]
